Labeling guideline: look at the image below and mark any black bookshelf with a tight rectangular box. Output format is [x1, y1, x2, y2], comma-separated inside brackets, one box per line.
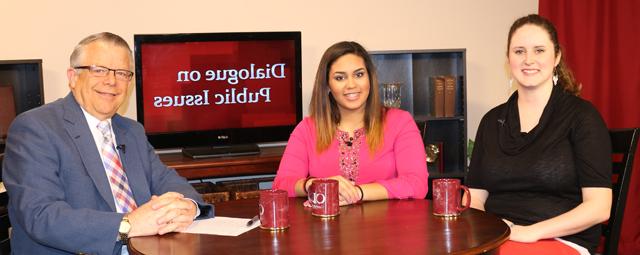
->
[370, 49, 467, 199]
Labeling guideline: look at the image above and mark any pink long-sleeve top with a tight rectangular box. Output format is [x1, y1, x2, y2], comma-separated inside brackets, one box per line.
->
[273, 108, 429, 199]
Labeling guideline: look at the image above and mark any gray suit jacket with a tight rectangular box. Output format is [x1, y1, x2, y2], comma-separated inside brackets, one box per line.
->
[2, 94, 213, 254]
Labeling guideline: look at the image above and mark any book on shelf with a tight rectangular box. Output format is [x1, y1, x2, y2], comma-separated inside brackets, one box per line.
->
[430, 76, 445, 117]
[444, 75, 456, 117]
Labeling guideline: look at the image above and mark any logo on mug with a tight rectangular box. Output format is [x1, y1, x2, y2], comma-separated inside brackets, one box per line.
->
[310, 192, 326, 205]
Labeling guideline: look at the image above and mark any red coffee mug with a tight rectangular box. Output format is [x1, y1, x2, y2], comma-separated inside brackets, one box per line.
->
[432, 178, 470, 217]
[259, 189, 289, 230]
[308, 179, 339, 217]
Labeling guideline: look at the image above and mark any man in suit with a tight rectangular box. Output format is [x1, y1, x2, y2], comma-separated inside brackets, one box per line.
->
[2, 32, 213, 254]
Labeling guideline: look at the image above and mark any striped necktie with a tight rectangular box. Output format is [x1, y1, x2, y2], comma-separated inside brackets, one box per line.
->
[97, 121, 137, 213]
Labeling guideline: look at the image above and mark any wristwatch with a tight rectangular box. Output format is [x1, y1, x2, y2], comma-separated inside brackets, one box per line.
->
[118, 214, 131, 245]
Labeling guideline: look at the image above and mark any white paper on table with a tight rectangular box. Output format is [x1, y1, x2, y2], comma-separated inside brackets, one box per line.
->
[180, 216, 259, 236]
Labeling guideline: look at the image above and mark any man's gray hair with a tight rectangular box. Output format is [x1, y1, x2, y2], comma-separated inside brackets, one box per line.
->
[69, 32, 132, 67]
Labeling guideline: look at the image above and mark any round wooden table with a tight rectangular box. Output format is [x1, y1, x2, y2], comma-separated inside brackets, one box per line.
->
[130, 198, 509, 255]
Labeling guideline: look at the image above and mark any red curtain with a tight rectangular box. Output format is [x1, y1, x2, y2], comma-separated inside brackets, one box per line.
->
[539, 1, 640, 254]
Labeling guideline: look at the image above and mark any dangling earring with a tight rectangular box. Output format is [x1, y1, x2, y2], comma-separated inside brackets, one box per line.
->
[552, 74, 559, 86]
[508, 78, 514, 95]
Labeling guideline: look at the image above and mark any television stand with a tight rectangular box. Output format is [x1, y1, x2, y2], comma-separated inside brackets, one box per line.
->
[182, 144, 260, 159]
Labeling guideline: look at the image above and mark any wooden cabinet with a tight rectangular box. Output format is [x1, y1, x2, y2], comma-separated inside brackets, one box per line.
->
[159, 146, 284, 180]
[160, 146, 284, 203]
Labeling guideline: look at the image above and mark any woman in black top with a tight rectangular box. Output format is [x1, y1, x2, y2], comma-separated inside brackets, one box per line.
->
[466, 14, 612, 255]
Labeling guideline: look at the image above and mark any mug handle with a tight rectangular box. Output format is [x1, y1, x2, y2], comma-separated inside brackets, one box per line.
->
[307, 182, 315, 201]
[458, 185, 471, 212]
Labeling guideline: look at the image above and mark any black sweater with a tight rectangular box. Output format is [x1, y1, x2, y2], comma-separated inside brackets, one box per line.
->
[467, 85, 611, 254]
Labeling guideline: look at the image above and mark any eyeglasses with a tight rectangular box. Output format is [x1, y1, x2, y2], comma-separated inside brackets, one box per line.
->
[74, 65, 134, 81]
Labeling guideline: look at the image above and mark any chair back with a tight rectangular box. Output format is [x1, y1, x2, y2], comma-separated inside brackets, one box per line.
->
[603, 128, 640, 255]
[0, 153, 10, 255]
[0, 192, 8, 255]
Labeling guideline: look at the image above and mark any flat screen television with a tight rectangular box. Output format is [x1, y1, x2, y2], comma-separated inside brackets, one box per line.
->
[134, 32, 302, 157]
[0, 59, 44, 154]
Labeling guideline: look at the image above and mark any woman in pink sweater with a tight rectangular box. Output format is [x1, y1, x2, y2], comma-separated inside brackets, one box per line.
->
[273, 41, 428, 206]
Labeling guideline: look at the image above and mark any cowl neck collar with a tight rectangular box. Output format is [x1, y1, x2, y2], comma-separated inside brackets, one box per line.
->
[498, 85, 573, 155]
